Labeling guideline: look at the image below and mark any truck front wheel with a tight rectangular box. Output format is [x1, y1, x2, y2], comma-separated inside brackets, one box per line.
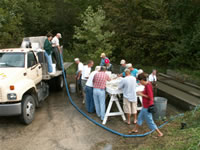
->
[20, 95, 36, 125]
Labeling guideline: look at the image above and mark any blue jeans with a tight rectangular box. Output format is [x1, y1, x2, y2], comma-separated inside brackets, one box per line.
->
[137, 108, 158, 130]
[93, 88, 106, 120]
[44, 52, 53, 73]
[85, 86, 95, 113]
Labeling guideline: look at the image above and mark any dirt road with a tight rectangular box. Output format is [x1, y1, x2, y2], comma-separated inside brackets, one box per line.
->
[0, 90, 115, 150]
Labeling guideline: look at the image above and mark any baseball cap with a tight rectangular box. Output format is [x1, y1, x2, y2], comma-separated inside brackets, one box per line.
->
[95, 66, 101, 71]
[105, 59, 110, 64]
[100, 53, 106, 57]
[126, 63, 132, 68]
[74, 58, 79, 62]
[120, 59, 126, 64]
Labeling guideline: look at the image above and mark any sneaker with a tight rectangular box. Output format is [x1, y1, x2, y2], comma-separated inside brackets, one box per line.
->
[48, 72, 55, 76]
[82, 99, 85, 104]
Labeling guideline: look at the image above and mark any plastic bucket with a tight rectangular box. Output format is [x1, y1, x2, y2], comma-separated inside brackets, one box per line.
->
[69, 83, 76, 93]
[153, 97, 168, 120]
[52, 64, 56, 73]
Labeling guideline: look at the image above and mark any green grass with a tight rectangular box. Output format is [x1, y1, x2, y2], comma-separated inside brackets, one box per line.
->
[66, 63, 76, 75]
[111, 108, 200, 150]
[175, 68, 200, 85]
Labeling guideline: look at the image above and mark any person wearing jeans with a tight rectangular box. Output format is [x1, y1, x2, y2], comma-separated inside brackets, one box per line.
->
[81, 60, 94, 104]
[93, 66, 110, 121]
[44, 52, 53, 73]
[129, 73, 163, 137]
[44, 33, 54, 74]
[93, 88, 106, 119]
[85, 66, 101, 113]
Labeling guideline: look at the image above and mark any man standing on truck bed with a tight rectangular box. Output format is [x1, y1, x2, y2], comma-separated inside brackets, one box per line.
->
[44, 33, 54, 75]
[52, 33, 62, 70]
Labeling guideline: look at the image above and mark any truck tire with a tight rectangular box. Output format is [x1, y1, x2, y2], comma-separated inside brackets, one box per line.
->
[55, 75, 64, 91]
[20, 95, 36, 125]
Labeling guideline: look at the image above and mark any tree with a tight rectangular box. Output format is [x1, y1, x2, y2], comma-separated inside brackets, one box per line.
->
[0, 0, 25, 48]
[167, 0, 200, 69]
[103, 0, 173, 66]
[73, 6, 115, 63]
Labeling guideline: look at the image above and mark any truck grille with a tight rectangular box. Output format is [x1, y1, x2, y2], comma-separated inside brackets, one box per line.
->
[0, 88, 2, 101]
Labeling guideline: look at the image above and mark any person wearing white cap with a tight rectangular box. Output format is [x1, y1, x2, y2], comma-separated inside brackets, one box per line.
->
[136, 69, 144, 84]
[85, 66, 101, 113]
[75, 58, 84, 94]
[122, 63, 138, 77]
[52, 33, 62, 70]
[100, 53, 109, 66]
[120, 59, 126, 74]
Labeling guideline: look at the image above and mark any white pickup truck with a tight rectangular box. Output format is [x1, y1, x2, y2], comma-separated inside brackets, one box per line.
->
[0, 36, 72, 124]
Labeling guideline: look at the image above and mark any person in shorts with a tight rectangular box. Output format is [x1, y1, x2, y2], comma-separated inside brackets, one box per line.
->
[119, 69, 137, 124]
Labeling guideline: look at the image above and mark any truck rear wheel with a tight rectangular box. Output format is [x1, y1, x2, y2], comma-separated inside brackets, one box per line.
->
[55, 75, 64, 91]
[20, 95, 36, 125]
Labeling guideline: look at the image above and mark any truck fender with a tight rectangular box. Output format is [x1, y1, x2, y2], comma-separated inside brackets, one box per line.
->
[15, 79, 37, 101]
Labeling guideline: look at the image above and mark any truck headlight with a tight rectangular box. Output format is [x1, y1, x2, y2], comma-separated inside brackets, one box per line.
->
[7, 93, 17, 100]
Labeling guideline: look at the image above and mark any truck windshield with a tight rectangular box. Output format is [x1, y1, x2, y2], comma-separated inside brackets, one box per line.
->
[0, 53, 25, 68]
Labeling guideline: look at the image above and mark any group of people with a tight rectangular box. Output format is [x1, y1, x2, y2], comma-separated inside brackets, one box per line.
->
[44, 33, 62, 75]
[75, 57, 110, 121]
[75, 53, 162, 137]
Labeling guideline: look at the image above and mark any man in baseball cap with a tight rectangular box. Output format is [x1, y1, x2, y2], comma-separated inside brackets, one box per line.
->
[100, 53, 109, 66]
[120, 59, 126, 74]
[122, 63, 138, 77]
[51, 33, 62, 69]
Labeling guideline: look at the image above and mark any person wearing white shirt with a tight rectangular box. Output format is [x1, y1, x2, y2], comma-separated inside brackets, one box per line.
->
[119, 69, 137, 125]
[81, 60, 94, 104]
[74, 58, 84, 94]
[148, 69, 157, 82]
[85, 66, 101, 113]
[52, 33, 62, 70]
[148, 69, 157, 96]
[52, 33, 62, 51]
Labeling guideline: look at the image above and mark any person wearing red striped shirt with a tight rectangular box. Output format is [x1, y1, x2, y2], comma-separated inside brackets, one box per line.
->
[93, 66, 111, 121]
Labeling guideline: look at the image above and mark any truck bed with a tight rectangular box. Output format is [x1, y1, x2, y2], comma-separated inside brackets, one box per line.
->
[42, 62, 73, 80]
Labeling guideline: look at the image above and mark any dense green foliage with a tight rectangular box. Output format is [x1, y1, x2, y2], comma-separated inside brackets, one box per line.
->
[73, 6, 115, 63]
[0, 0, 200, 69]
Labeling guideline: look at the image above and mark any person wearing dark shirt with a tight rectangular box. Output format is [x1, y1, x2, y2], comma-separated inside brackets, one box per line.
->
[105, 59, 113, 72]
[100, 53, 109, 66]
[44, 33, 54, 74]
[119, 59, 126, 74]
[129, 73, 163, 137]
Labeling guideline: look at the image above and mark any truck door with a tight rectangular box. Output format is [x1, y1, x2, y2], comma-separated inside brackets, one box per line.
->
[26, 51, 42, 84]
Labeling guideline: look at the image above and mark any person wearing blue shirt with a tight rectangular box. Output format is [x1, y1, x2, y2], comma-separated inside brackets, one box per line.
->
[122, 63, 138, 77]
[100, 53, 109, 66]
